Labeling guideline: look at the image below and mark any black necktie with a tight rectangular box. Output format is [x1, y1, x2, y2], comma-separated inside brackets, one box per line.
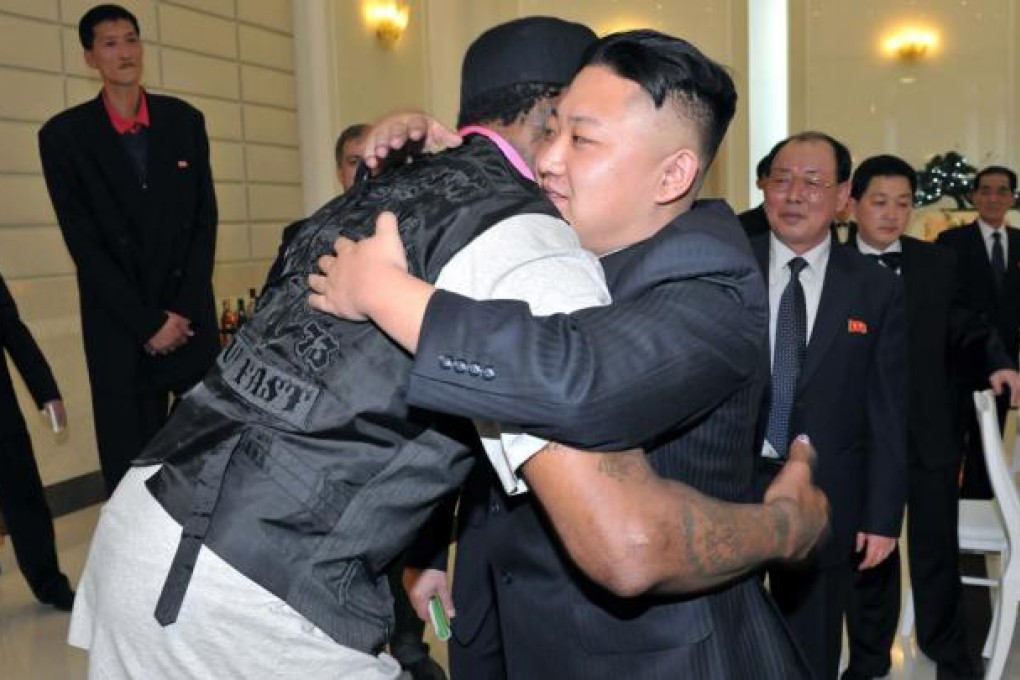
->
[766, 257, 807, 460]
[991, 231, 1006, 285]
[866, 252, 902, 274]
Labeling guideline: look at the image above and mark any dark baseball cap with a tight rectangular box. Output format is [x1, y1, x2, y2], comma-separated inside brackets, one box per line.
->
[460, 16, 597, 105]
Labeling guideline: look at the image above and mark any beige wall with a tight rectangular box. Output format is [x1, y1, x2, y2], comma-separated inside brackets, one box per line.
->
[334, 0, 750, 205]
[790, 0, 1019, 181]
[0, 0, 299, 485]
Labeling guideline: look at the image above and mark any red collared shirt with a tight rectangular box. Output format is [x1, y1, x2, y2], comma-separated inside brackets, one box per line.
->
[103, 89, 150, 135]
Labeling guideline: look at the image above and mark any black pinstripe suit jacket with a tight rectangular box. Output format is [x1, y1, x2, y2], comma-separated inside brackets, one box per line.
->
[406, 200, 810, 679]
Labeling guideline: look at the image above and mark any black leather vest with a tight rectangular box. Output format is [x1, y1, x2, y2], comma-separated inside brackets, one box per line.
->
[136, 134, 559, 653]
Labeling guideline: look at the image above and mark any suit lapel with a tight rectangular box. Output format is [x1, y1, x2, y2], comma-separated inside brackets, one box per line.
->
[750, 234, 769, 284]
[1006, 226, 1020, 282]
[800, 244, 852, 385]
[143, 96, 175, 259]
[962, 222, 1000, 295]
[899, 238, 924, 343]
[85, 95, 149, 238]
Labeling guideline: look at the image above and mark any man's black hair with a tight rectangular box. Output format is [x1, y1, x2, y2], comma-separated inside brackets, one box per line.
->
[457, 82, 562, 129]
[755, 139, 787, 181]
[334, 123, 369, 167]
[581, 30, 738, 166]
[773, 131, 853, 183]
[79, 4, 139, 50]
[851, 154, 917, 200]
[973, 165, 1018, 193]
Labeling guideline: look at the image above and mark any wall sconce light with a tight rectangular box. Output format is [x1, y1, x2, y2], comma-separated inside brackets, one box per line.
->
[884, 29, 938, 62]
[365, 1, 410, 48]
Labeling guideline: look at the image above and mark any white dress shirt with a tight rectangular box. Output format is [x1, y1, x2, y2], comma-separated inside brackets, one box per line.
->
[761, 233, 831, 458]
[857, 238, 903, 274]
[767, 232, 831, 362]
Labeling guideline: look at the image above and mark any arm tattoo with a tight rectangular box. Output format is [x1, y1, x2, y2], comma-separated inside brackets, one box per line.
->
[596, 451, 653, 482]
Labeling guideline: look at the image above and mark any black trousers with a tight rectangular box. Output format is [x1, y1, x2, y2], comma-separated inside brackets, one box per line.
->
[756, 458, 848, 680]
[448, 569, 505, 680]
[845, 462, 971, 672]
[0, 430, 69, 600]
[767, 562, 850, 680]
[91, 389, 172, 495]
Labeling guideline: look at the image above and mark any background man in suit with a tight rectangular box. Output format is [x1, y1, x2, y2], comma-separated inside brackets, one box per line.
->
[263, 124, 370, 307]
[740, 149, 777, 237]
[311, 30, 824, 679]
[38, 4, 218, 494]
[336, 124, 369, 192]
[0, 270, 73, 610]
[936, 165, 1020, 499]
[841, 155, 1017, 680]
[750, 133, 908, 680]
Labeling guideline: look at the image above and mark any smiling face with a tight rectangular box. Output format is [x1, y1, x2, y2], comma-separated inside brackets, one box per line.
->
[851, 175, 914, 250]
[534, 65, 701, 255]
[84, 19, 143, 89]
[764, 140, 850, 254]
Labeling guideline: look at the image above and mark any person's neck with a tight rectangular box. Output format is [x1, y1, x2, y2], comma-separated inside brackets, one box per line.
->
[103, 83, 142, 119]
[483, 121, 535, 170]
[983, 218, 1007, 229]
[780, 234, 828, 256]
[591, 202, 688, 256]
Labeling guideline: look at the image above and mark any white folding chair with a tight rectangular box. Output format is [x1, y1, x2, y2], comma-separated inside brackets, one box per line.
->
[899, 391, 1020, 678]
[958, 390, 1020, 679]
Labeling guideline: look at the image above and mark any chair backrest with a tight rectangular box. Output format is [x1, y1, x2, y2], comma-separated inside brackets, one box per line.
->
[973, 390, 1020, 557]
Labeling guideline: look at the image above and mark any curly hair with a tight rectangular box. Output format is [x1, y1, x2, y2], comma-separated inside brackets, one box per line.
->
[457, 82, 562, 129]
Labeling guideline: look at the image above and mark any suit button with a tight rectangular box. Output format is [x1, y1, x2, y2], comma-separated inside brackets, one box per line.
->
[468, 362, 482, 377]
[172, 269, 183, 278]
[489, 500, 501, 514]
[438, 354, 453, 370]
[500, 569, 513, 585]
[454, 359, 468, 373]
[481, 366, 496, 380]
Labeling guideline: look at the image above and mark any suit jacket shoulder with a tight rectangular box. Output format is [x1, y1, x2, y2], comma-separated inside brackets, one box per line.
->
[936, 221, 981, 246]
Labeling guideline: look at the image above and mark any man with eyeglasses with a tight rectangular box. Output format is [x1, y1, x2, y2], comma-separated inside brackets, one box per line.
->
[750, 132, 907, 680]
[936, 166, 1020, 499]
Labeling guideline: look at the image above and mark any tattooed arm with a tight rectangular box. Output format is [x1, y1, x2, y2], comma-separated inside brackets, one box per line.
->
[522, 436, 828, 596]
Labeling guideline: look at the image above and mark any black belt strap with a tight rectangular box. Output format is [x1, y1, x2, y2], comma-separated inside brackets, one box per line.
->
[153, 444, 234, 626]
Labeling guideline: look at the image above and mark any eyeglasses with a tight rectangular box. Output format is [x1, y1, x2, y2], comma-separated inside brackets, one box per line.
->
[766, 174, 838, 200]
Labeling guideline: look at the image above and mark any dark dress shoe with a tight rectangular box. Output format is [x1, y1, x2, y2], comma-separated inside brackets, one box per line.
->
[840, 668, 876, 680]
[404, 656, 448, 680]
[39, 585, 75, 612]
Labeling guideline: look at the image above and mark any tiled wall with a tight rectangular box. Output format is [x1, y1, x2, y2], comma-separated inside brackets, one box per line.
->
[0, 0, 300, 485]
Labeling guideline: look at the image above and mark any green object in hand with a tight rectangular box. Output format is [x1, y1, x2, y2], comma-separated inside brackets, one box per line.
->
[428, 595, 451, 641]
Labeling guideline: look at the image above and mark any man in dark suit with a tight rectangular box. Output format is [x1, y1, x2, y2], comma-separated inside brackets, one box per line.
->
[740, 148, 777, 237]
[936, 165, 1020, 499]
[750, 134, 908, 680]
[38, 4, 218, 494]
[311, 31, 824, 679]
[840, 155, 1016, 680]
[0, 270, 74, 610]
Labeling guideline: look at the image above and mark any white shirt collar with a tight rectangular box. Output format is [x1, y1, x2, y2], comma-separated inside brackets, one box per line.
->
[768, 231, 831, 278]
[978, 219, 1008, 241]
[856, 238, 902, 257]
